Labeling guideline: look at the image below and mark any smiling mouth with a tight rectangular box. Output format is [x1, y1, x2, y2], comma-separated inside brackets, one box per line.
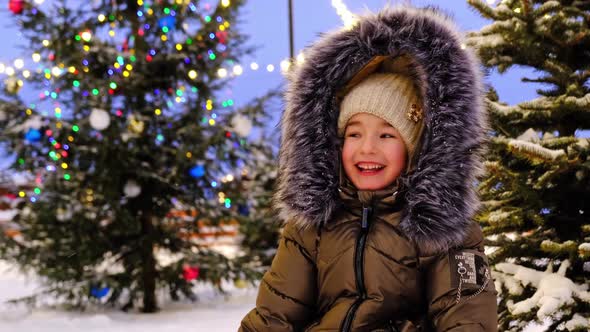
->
[356, 163, 385, 173]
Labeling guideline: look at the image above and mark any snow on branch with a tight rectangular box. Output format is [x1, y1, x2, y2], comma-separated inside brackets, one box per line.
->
[495, 260, 590, 320]
[507, 139, 566, 161]
[563, 93, 590, 109]
[467, 34, 506, 48]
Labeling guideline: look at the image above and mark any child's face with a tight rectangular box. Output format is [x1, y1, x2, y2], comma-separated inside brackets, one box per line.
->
[342, 113, 407, 191]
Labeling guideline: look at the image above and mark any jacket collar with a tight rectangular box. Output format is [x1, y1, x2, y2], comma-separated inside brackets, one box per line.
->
[324, 177, 405, 230]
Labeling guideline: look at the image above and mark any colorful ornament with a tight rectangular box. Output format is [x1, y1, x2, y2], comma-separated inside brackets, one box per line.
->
[123, 180, 141, 198]
[238, 204, 249, 216]
[158, 16, 176, 29]
[90, 286, 110, 298]
[4, 76, 22, 94]
[231, 114, 252, 137]
[89, 108, 110, 130]
[234, 279, 248, 289]
[182, 265, 200, 281]
[128, 114, 145, 134]
[216, 31, 228, 44]
[189, 165, 205, 178]
[8, 0, 25, 15]
[122, 38, 129, 52]
[24, 128, 41, 142]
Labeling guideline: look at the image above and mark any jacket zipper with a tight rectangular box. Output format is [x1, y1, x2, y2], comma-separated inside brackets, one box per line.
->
[341, 206, 372, 332]
[387, 320, 398, 332]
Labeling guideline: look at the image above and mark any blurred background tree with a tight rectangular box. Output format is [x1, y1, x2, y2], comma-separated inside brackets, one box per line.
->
[0, 0, 280, 313]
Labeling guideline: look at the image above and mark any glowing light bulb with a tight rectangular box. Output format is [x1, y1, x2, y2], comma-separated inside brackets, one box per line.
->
[81, 31, 92, 42]
[296, 52, 305, 64]
[280, 59, 290, 73]
[331, 0, 357, 29]
[52, 67, 62, 77]
[14, 59, 24, 69]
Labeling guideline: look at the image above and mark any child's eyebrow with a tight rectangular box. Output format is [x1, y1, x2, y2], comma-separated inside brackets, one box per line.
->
[346, 120, 361, 127]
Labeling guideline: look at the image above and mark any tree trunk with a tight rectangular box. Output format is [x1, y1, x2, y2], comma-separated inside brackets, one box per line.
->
[140, 211, 158, 313]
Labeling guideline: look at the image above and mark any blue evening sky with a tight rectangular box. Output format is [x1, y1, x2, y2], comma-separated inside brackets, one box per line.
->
[1, 0, 582, 169]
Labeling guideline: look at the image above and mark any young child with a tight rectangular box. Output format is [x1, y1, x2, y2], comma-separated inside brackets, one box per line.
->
[240, 5, 497, 332]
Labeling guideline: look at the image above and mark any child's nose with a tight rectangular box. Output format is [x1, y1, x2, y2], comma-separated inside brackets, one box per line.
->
[360, 137, 378, 154]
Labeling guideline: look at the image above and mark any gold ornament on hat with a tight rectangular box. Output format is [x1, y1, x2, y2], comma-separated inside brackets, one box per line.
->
[407, 103, 423, 123]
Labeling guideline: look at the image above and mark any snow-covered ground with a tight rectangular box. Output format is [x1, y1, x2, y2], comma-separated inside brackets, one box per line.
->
[0, 259, 552, 332]
[0, 260, 256, 332]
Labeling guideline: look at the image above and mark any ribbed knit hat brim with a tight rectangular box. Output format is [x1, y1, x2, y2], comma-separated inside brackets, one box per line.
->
[338, 73, 424, 159]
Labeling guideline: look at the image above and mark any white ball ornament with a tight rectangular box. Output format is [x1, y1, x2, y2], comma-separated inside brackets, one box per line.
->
[231, 114, 252, 137]
[124, 180, 141, 198]
[89, 108, 111, 130]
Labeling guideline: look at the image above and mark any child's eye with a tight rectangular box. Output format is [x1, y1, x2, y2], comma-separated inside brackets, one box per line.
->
[381, 133, 396, 138]
[346, 132, 360, 138]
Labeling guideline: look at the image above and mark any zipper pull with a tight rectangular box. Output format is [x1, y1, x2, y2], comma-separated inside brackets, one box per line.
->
[361, 206, 372, 229]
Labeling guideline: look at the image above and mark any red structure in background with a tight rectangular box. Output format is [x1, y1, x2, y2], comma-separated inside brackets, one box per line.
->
[0, 177, 240, 246]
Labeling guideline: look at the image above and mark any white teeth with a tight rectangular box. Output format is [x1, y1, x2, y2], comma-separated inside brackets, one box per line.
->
[357, 164, 384, 170]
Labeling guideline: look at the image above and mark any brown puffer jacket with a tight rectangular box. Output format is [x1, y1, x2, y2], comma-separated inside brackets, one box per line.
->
[241, 5, 498, 332]
[240, 181, 497, 331]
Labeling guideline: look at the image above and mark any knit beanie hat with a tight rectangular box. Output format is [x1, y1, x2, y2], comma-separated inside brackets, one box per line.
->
[338, 72, 424, 161]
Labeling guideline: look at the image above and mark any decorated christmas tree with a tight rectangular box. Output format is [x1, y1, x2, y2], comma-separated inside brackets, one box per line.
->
[0, 0, 279, 312]
[467, 0, 590, 330]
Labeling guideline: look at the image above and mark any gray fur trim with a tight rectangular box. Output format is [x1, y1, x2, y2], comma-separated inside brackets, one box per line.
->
[275, 5, 488, 255]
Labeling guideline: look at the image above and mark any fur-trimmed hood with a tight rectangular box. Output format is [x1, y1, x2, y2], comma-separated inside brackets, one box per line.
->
[275, 5, 488, 255]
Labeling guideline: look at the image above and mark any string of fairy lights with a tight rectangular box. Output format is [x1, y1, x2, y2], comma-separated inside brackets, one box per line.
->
[0, 0, 356, 85]
[2, 0, 501, 204]
[0, 0, 510, 84]
[3, 0, 245, 205]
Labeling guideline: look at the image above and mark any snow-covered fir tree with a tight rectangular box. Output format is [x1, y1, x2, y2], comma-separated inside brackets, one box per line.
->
[467, 0, 590, 330]
[0, 0, 279, 312]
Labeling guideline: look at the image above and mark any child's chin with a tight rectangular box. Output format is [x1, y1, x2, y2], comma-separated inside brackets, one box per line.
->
[354, 181, 389, 191]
